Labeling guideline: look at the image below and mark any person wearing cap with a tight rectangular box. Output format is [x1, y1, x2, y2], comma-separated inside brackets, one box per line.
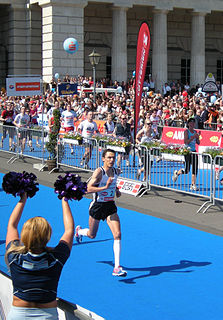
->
[172, 117, 200, 191]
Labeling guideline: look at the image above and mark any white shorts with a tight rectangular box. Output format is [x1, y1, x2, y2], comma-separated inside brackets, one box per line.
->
[7, 306, 58, 319]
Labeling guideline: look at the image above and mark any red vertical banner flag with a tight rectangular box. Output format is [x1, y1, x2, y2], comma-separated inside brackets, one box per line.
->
[134, 22, 151, 141]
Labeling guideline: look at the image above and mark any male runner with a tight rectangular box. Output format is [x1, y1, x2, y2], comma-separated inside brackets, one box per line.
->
[78, 110, 99, 169]
[75, 149, 127, 277]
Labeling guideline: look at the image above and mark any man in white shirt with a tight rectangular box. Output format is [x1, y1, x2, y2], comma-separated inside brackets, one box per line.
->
[78, 110, 99, 169]
[13, 106, 30, 157]
[61, 104, 77, 154]
[61, 104, 77, 133]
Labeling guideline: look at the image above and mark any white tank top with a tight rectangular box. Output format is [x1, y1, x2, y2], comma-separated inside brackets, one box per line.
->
[105, 121, 115, 134]
[93, 167, 118, 202]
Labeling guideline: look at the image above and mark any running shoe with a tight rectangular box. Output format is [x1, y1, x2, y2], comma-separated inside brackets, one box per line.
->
[80, 160, 84, 166]
[70, 149, 74, 155]
[172, 170, 178, 182]
[36, 143, 41, 148]
[75, 225, 82, 243]
[126, 160, 130, 166]
[112, 266, 127, 277]
[220, 179, 223, 185]
[190, 184, 199, 191]
[30, 147, 34, 152]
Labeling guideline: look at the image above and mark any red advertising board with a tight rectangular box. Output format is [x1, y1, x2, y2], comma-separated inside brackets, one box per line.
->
[161, 127, 222, 149]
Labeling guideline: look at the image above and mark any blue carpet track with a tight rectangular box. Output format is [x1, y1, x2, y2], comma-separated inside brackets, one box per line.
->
[0, 174, 223, 319]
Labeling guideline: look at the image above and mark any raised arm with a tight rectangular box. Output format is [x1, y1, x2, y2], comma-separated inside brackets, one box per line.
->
[59, 198, 74, 250]
[6, 193, 27, 247]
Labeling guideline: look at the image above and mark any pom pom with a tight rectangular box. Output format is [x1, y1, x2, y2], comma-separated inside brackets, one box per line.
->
[2, 171, 39, 198]
[54, 173, 87, 201]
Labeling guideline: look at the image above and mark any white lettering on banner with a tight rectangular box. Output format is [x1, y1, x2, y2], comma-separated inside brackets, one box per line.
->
[136, 46, 146, 97]
[117, 178, 143, 196]
[136, 31, 149, 97]
[173, 131, 184, 140]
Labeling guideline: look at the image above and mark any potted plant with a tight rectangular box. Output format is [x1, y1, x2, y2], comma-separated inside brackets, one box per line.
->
[202, 147, 223, 165]
[45, 108, 61, 170]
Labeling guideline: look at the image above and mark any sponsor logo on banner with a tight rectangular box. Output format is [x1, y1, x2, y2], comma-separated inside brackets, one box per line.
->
[6, 77, 42, 96]
[16, 82, 40, 91]
[117, 178, 142, 196]
[58, 83, 78, 96]
[202, 73, 219, 92]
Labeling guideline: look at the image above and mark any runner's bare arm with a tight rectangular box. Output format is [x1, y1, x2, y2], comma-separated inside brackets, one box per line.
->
[87, 168, 113, 193]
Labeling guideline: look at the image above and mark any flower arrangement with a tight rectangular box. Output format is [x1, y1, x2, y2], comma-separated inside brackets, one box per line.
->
[202, 147, 223, 159]
[141, 139, 162, 149]
[107, 136, 131, 148]
[141, 140, 191, 155]
[63, 132, 83, 141]
[160, 144, 191, 155]
[92, 134, 103, 143]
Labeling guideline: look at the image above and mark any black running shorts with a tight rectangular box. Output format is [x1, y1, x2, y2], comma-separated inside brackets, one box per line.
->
[89, 201, 117, 221]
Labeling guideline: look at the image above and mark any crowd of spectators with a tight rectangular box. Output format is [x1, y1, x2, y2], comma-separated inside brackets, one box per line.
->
[0, 75, 223, 145]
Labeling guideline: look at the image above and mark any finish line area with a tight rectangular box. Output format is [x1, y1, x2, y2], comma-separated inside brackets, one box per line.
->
[0, 177, 223, 320]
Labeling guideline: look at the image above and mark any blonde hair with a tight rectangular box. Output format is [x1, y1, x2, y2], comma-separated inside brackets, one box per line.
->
[5, 217, 52, 263]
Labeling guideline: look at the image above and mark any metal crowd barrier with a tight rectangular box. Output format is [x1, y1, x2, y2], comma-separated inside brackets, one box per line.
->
[0, 124, 49, 164]
[58, 135, 98, 173]
[1, 126, 222, 213]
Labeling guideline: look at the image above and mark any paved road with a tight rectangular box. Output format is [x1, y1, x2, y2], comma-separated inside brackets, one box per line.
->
[1, 151, 223, 237]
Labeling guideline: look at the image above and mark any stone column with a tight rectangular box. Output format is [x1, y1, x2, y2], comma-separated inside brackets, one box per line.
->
[8, 3, 29, 75]
[111, 6, 128, 83]
[190, 12, 206, 86]
[152, 9, 168, 93]
[40, 0, 87, 84]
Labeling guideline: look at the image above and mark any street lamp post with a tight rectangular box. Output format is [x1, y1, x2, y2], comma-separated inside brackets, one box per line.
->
[88, 49, 101, 103]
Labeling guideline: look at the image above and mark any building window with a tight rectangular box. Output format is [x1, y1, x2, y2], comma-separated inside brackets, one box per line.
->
[217, 60, 223, 83]
[106, 56, 111, 80]
[145, 59, 152, 79]
[181, 59, 190, 84]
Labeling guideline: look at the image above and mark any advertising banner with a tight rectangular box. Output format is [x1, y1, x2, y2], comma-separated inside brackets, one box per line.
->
[161, 126, 222, 149]
[58, 83, 78, 96]
[134, 22, 151, 141]
[6, 77, 42, 96]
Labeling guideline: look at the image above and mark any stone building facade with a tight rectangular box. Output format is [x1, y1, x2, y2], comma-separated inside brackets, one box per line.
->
[0, 0, 223, 91]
